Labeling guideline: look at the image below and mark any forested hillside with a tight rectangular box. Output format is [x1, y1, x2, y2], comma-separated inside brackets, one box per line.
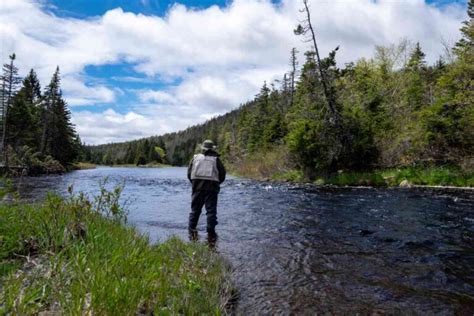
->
[0, 56, 83, 174]
[87, 0, 473, 182]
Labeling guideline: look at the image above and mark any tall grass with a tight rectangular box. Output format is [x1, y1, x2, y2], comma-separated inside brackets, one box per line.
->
[0, 186, 232, 315]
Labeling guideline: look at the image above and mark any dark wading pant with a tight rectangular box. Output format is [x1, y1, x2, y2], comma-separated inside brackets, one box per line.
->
[189, 190, 218, 231]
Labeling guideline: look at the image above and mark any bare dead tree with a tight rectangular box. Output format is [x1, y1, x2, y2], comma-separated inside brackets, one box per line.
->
[294, 0, 339, 126]
[289, 47, 298, 108]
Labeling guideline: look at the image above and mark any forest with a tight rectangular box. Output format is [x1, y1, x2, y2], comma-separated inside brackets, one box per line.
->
[0, 57, 83, 175]
[86, 0, 473, 185]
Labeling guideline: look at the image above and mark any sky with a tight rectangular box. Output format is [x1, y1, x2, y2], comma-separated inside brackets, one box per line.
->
[0, 0, 468, 145]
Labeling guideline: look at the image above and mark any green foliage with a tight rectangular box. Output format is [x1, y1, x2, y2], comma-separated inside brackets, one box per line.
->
[0, 186, 231, 314]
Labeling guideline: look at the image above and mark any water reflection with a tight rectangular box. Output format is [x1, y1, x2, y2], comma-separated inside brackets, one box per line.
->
[16, 167, 474, 314]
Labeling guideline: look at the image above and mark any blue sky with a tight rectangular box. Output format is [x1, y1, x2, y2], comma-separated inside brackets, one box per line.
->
[47, 0, 229, 17]
[0, 0, 467, 144]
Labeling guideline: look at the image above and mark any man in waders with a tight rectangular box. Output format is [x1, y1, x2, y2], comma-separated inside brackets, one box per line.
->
[187, 140, 226, 241]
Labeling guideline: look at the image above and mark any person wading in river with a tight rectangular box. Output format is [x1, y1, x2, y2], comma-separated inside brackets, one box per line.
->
[187, 140, 226, 240]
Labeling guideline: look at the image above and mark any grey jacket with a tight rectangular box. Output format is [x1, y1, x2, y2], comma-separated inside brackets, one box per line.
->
[187, 150, 226, 192]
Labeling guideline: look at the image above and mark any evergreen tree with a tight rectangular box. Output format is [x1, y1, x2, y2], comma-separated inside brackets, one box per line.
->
[0, 53, 21, 157]
[247, 82, 270, 152]
[42, 67, 78, 166]
[7, 69, 42, 149]
[453, 0, 474, 56]
[406, 42, 427, 109]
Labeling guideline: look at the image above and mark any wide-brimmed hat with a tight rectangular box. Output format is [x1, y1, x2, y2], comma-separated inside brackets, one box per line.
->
[201, 139, 216, 151]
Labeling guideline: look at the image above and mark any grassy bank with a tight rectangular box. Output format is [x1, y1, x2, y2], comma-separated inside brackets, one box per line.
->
[230, 153, 473, 187]
[0, 187, 232, 314]
[277, 166, 474, 187]
[323, 166, 474, 187]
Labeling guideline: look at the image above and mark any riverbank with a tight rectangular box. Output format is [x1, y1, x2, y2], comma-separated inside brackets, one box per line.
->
[72, 162, 97, 170]
[322, 167, 474, 188]
[108, 162, 172, 168]
[0, 188, 232, 314]
[231, 162, 474, 188]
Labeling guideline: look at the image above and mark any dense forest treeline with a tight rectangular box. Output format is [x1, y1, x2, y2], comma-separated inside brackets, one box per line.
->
[0, 56, 83, 174]
[89, 1, 473, 181]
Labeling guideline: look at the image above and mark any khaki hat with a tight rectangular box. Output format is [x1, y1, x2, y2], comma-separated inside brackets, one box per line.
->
[201, 139, 216, 151]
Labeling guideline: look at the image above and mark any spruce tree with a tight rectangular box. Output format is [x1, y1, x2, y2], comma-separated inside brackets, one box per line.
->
[406, 42, 427, 109]
[453, 0, 473, 56]
[41, 67, 78, 166]
[7, 69, 42, 149]
[0, 53, 21, 157]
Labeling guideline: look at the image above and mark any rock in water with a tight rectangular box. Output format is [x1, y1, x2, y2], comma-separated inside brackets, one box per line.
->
[399, 179, 413, 188]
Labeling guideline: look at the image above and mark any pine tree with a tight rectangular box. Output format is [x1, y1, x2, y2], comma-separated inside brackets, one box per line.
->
[7, 69, 42, 149]
[247, 82, 270, 152]
[294, 0, 339, 127]
[40, 67, 60, 154]
[41, 67, 78, 165]
[0, 53, 21, 158]
[407, 42, 426, 71]
[406, 42, 427, 109]
[453, 0, 473, 57]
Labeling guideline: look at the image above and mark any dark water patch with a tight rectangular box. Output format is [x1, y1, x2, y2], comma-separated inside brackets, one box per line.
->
[15, 167, 474, 314]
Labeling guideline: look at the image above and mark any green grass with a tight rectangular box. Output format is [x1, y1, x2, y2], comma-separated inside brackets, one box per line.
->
[271, 170, 304, 182]
[0, 188, 232, 315]
[325, 166, 474, 187]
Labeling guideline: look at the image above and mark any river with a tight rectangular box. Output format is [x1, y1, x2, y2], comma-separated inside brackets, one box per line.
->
[16, 167, 474, 314]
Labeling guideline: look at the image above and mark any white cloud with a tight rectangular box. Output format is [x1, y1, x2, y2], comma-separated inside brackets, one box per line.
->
[1, 0, 467, 144]
[72, 107, 199, 144]
[73, 109, 155, 144]
[138, 90, 177, 104]
[61, 76, 117, 106]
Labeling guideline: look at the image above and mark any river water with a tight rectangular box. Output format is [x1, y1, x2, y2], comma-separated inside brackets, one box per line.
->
[16, 167, 474, 314]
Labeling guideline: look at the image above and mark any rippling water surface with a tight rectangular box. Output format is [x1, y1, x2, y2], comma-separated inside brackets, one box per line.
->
[17, 167, 474, 314]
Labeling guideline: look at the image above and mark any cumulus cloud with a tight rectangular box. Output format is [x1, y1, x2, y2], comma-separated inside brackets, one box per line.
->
[73, 109, 155, 144]
[61, 76, 117, 106]
[0, 0, 467, 144]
